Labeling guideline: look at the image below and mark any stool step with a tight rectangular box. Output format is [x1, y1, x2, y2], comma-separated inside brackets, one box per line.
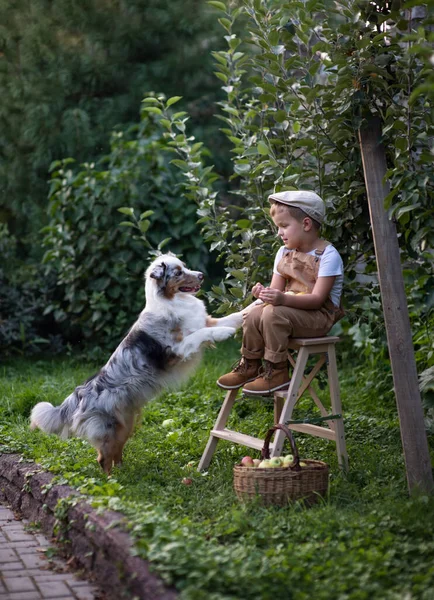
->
[285, 423, 336, 441]
[211, 429, 264, 451]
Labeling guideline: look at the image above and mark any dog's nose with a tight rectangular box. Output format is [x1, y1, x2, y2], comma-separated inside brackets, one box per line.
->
[197, 272, 204, 281]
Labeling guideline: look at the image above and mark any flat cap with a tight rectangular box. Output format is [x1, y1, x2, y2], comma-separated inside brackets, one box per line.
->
[268, 190, 325, 224]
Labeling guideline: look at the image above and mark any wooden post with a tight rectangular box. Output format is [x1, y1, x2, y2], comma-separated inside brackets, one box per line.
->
[358, 117, 433, 494]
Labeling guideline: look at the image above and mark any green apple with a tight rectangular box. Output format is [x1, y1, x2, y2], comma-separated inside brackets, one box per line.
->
[283, 454, 294, 464]
[270, 457, 283, 468]
[299, 461, 308, 467]
[258, 459, 271, 468]
[252, 459, 261, 467]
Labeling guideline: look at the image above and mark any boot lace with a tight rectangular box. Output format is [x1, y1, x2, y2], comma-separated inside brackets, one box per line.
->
[232, 357, 249, 374]
[259, 360, 274, 381]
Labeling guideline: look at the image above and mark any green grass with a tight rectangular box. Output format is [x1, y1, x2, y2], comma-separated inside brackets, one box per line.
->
[1, 342, 434, 600]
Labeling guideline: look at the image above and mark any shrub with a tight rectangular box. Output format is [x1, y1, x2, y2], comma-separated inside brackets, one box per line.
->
[0, 225, 62, 356]
[42, 104, 210, 347]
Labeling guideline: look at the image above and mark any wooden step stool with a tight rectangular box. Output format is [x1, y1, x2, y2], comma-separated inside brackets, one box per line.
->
[198, 336, 348, 472]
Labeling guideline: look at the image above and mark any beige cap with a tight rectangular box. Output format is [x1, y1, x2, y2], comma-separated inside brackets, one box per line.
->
[268, 190, 325, 224]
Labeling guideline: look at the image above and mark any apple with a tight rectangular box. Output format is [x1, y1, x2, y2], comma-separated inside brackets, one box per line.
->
[299, 461, 308, 467]
[258, 459, 271, 468]
[252, 459, 261, 467]
[283, 455, 294, 468]
[241, 456, 254, 467]
[182, 477, 193, 485]
[270, 457, 283, 468]
[162, 418, 175, 428]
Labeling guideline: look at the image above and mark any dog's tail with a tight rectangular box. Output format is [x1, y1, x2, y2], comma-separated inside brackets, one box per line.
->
[30, 393, 78, 439]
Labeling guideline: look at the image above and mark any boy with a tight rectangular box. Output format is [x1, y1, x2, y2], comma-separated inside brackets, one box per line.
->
[217, 190, 344, 395]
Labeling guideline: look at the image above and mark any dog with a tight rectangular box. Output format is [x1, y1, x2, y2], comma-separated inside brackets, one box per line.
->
[30, 253, 243, 474]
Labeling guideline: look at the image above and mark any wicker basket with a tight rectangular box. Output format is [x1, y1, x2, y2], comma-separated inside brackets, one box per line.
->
[233, 424, 329, 507]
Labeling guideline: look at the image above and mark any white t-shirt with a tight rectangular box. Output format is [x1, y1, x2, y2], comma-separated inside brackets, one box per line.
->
[273, 245, 344, 307]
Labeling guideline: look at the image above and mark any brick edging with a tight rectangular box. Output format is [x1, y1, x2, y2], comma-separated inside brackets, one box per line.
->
[0, 454, 177, 600]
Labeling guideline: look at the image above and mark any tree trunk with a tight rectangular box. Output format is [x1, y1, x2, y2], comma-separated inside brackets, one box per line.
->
[358, 116, 433, 494]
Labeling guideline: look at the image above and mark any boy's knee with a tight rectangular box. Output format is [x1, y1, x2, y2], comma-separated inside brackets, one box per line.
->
[243, 304, 263, 328]
[261, 304, 288, 324]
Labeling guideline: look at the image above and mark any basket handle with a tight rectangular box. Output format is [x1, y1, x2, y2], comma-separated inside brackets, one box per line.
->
[261, 424, 301, 469]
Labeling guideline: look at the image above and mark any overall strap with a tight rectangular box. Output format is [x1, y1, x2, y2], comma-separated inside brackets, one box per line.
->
[314, 240, 331, 261]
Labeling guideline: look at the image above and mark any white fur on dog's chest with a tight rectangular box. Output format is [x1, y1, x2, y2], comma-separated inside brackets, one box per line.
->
[174, 296, 208, 336]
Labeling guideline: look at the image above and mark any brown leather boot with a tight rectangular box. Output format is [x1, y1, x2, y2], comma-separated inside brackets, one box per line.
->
[242, 360, 289, 395]
[217, 357, 262, 390]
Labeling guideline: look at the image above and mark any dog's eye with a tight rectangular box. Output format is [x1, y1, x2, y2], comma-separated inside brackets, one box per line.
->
[175, 271, 182, 277]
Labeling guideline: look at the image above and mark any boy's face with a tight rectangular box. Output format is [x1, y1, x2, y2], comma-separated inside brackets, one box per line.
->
[272, 210, 307, 249]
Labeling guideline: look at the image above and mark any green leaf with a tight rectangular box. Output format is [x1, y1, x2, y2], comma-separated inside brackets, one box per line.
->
[119, 221, 136, 228]
[170, 159, 189, 170]
[229, 287, 244, 298]
[230, 269, 247, 280]
[139, 220, 150, 234]
[158, 237, 172, 250]
[396, 204, 420, 219]
[143, 106, 163, 115]
[166, 96, 182, 108]
[234, 163, 251, 175]
[207, 1, 227, 11]
[257, 141, 270, 155]
[118, 207, 134, 216]
[214, 72, 229, 83]
[140, 210, 154, 220]
[218, 17, 232, 32]
[235, 219, 251, 229]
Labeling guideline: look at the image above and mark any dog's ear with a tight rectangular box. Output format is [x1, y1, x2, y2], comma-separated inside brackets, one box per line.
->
[149, 262, 166, 281]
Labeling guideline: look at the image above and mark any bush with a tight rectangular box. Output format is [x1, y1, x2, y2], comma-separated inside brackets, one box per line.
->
[0, 225, 62, 357]
[42, 104, 210, 348]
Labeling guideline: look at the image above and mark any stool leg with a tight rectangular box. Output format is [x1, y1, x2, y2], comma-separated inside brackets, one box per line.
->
[327, 344, 349, 472]
[198, 388, 238, 471]
[271, 346, 310, 457]
[274, 396, 284, 425]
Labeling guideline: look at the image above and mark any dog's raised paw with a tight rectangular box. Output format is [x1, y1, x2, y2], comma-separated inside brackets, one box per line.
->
[211, 327, 237, 342]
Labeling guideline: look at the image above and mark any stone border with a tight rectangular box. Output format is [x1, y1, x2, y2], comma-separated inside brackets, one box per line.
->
[0, 454, 177, 600]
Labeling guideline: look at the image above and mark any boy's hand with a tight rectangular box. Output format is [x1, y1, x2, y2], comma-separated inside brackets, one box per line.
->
[258, 287, 285, 306]
[251, 282, 265, 298]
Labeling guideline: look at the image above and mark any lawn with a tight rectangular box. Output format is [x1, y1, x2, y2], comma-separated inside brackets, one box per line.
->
[1, 340, 434, 600]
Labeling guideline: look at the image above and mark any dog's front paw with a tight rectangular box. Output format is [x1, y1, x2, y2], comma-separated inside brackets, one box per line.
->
[223, 312, 244, 329]
[211, 326, 237, 342]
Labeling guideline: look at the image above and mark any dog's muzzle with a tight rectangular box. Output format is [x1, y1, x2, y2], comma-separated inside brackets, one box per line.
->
[179, 271, 204, 294]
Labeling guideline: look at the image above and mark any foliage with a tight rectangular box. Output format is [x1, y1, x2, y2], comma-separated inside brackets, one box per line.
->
[0, 0, 224, 238]
[42, 106, 209, 347]
[137, 0, 434, 354]
[1, 345, 434, 598]
[0, 224, 63, 357]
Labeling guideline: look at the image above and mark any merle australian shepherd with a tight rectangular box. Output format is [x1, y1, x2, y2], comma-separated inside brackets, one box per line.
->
[30, 254, 242, 474]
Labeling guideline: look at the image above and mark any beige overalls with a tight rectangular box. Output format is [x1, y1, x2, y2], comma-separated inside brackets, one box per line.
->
[241, 241, 344, 363]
